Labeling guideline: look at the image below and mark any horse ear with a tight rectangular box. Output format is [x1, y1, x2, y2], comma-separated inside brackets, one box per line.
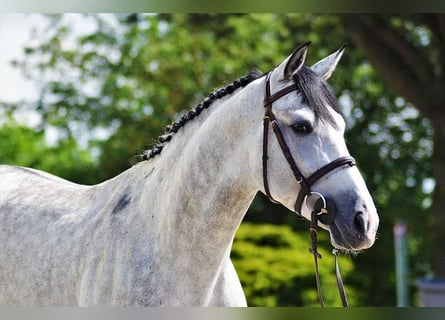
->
[311, 44, 346, 80]
[277, 42, 311, 80]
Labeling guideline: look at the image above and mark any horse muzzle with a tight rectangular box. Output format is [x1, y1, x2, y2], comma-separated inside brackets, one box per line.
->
[305, 192, 378, 251]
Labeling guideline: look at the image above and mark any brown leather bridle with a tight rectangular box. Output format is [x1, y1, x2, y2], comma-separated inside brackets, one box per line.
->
[262, 71, 356, 219]
[262, 71, 355, 307]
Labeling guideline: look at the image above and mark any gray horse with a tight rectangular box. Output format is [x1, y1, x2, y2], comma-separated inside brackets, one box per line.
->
[0, 44, 379, 306]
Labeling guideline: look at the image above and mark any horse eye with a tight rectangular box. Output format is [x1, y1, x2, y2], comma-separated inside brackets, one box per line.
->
[292, 121, 312, 135]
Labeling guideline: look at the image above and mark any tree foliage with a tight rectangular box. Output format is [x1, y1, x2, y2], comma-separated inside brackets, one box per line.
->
[0, 116, 95, 183]
[232, 223, 355, 306]
[0, 13, 437, 306]
[340, 14, 444, 280]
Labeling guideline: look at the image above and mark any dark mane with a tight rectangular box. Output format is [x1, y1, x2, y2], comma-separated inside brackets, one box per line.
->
[141, 65, 343, 161]
[293, 65, 345, 127]
[141, 69, 263, 160]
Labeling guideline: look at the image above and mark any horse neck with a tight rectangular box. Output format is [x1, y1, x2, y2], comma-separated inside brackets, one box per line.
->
[156, 81, 263, 237]
[133, 80, 264, 289]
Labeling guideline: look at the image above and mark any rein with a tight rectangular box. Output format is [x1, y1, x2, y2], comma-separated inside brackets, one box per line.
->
[262, 71, 354, 307]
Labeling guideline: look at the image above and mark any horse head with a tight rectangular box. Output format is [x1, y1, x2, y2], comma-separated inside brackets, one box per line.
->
[259, 43, 379, 251]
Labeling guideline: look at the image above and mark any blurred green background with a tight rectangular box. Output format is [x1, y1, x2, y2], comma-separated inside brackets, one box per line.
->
[0, 14, 442, 306]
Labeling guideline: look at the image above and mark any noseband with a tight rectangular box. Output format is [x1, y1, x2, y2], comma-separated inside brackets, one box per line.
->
[262, 71, 354, 307]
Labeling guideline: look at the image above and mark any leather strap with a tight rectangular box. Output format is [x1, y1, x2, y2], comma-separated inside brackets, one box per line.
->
[270, 120, 311, 196]
[294, 156, 356, 214]
[264, 84, 298, 109]
[306, 156, 356, 187]
[262, 115, 280, 204]
[310, 210, 325, 307]
[333, 249, 349, 307]
[262, 72, 307, 206]
[310, 212, 349, 307]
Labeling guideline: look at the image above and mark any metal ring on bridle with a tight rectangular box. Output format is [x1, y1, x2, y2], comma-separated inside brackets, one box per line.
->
[304, 192, 327, 216]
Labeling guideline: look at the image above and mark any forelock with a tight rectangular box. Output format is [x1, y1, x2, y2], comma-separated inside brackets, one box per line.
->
[292, 66, 345, 127]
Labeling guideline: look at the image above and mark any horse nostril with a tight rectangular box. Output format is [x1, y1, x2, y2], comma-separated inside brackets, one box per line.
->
[354, 212, 368, 234]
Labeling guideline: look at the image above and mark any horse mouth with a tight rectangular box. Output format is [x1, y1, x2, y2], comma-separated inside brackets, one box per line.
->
[328, 221, 376, 251]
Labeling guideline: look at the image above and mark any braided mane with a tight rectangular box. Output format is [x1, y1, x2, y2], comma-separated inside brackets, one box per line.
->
[141, 70, 263, 160]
